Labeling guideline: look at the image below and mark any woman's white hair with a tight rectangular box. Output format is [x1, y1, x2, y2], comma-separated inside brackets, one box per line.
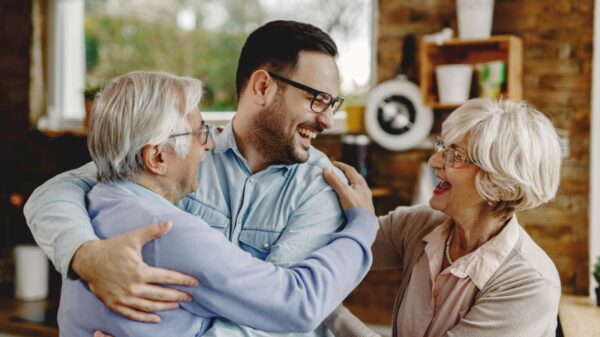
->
[442, 98, 562, 218]
[87, 71, 203, 182]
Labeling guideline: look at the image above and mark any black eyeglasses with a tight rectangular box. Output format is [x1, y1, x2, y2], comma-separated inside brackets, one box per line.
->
[268, 72, 344, 114]
[169, 123, 211, 145]
[433, 136, 474, 168]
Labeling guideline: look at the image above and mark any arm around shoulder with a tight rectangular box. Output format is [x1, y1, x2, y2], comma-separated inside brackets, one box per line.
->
[23, 162, 99, 277]
[157, 210, 378, 333]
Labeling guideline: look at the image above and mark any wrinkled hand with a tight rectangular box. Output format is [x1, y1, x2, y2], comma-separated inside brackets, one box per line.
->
[72, 221, 199, 323]
[323, 161, 375, 214]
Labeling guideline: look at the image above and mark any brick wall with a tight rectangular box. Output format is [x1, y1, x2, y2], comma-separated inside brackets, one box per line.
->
[316, 0, 593, 325]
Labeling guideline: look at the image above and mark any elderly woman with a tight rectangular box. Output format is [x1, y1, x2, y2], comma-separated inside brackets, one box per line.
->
[322, 98, 562, 337]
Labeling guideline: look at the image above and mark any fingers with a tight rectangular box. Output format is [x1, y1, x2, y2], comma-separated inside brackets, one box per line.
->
[135, 282, 193, 302]
[325, 162, 375, 213]
[128, 221, 173, 246]
[120, 296, 180, 313]
[112, 304, 161, 323]
[332, 161, 369, 189]
[144, 266, 199, 287]
[323, 167, 349, 193]
[332, 161, 362, 186]
[94, 331, 114, 337]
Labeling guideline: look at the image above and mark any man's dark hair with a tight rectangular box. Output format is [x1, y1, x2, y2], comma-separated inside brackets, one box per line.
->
[235, 20, 338, 98]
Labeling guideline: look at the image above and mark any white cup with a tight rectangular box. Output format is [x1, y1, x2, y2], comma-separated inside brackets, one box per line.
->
[14, 245, 49, 301]
[436, 64, 473, 104]
[456, 0, 495, 39]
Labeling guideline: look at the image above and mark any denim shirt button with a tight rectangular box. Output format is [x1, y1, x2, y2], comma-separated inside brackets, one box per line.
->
[262, 242, 270, 249]
[249, 178, 255, 183]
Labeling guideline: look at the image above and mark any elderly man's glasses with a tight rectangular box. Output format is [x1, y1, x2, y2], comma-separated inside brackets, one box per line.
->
[169, 123, 211, 145]
[433, 136, 474, 168]
[268, 72, 344, 114]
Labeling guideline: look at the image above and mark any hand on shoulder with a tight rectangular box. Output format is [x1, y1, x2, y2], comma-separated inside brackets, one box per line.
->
[323, 161, 374, 214]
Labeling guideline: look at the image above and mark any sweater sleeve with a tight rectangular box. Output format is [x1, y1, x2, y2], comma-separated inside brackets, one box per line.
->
[323, 305, 383, 337]
[373, 204, 439, 269]
[156, 208, 379, 333]
[23, 162, 98, 278]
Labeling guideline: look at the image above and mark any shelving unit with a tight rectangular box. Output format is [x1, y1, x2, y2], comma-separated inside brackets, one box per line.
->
[419, 35, 523, 109]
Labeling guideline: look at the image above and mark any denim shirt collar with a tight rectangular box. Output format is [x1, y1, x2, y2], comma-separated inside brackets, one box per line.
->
[212, 119, 292, 175]
[113, 180, 181, 212]
[213, 120, 238, 154]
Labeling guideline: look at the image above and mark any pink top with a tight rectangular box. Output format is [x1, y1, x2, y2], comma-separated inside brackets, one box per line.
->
[396, 216, 519, 337]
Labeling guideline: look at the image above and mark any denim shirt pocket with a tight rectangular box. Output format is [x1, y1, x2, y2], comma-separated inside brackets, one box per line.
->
[196, 204, 231, 236]
[237, 229, 282, 260]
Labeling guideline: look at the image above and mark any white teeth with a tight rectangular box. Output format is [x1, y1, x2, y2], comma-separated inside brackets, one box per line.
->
[298, 128, 317, 140]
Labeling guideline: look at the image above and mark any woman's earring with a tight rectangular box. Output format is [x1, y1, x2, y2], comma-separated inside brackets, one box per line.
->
[487, 200, 494, 207]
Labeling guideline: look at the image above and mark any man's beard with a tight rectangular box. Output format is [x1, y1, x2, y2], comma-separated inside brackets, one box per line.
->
[248, 95, 310, 165]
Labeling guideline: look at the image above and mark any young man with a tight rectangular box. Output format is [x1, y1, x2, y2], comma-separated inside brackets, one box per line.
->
[25, 21, 348, 336]
[57, 70, 376, 337]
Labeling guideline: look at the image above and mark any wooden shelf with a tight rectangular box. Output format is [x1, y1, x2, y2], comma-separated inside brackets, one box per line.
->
[419, 35, 523, 108]
[370, 187, 391, 198]
[40, 128, 87, 138]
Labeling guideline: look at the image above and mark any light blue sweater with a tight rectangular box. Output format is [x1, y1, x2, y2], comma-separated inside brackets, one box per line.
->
[57, 181, 378, 337]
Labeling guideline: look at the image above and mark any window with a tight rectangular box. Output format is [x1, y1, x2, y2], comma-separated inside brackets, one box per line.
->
[37, 0, 87, 131]
[83, 0, 372, 111]
[40, 0, 372, 131]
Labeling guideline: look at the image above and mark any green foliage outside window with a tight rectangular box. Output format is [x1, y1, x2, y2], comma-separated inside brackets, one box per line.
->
[83, 0, 370, 111]
[85, 14, 247, 110]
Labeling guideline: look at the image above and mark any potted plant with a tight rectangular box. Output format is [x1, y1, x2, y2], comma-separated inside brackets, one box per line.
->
[594, 256, 600, 306]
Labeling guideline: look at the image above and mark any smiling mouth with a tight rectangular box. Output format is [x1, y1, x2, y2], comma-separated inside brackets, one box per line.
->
[297, 127, 318, 146]
[434, 179, 451, 195]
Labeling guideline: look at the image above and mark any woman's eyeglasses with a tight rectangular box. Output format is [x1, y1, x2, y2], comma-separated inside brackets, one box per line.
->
[433, 136, 474, 168]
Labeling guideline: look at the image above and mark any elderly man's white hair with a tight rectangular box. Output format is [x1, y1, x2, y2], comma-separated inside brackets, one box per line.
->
[87, 71, 203, 182]
[441, 98, 562, 219]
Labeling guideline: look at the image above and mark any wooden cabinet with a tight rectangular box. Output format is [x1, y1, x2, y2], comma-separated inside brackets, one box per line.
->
[419, 35, 523, 109]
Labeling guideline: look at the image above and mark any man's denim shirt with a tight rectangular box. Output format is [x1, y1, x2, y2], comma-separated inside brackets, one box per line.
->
[24, 121, 345, 337]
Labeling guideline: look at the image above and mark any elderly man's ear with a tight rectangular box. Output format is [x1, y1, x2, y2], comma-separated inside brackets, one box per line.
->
[141, 144, 168, 175]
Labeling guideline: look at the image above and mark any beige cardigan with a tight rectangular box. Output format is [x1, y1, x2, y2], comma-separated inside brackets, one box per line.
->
[324, 205, 561, 337]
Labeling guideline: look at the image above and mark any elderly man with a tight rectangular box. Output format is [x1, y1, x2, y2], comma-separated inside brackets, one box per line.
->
[57, 70, 377, 336]
[25, 20, 349, 336]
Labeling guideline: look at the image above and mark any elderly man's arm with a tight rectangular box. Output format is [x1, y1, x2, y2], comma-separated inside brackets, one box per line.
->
[155, 207, 378, 333]
[23, 163, 198, 322]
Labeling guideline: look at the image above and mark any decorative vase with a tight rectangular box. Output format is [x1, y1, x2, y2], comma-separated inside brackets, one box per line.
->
[456, 0, 495, 39]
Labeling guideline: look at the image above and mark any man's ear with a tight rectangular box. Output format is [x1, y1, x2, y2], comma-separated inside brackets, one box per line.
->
[140, 144, 168, 175]
[247, 70, 278, 106]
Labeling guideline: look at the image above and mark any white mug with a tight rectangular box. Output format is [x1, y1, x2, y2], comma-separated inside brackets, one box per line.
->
[436, 64, 473, 104]
[14, 245, 49, 301]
